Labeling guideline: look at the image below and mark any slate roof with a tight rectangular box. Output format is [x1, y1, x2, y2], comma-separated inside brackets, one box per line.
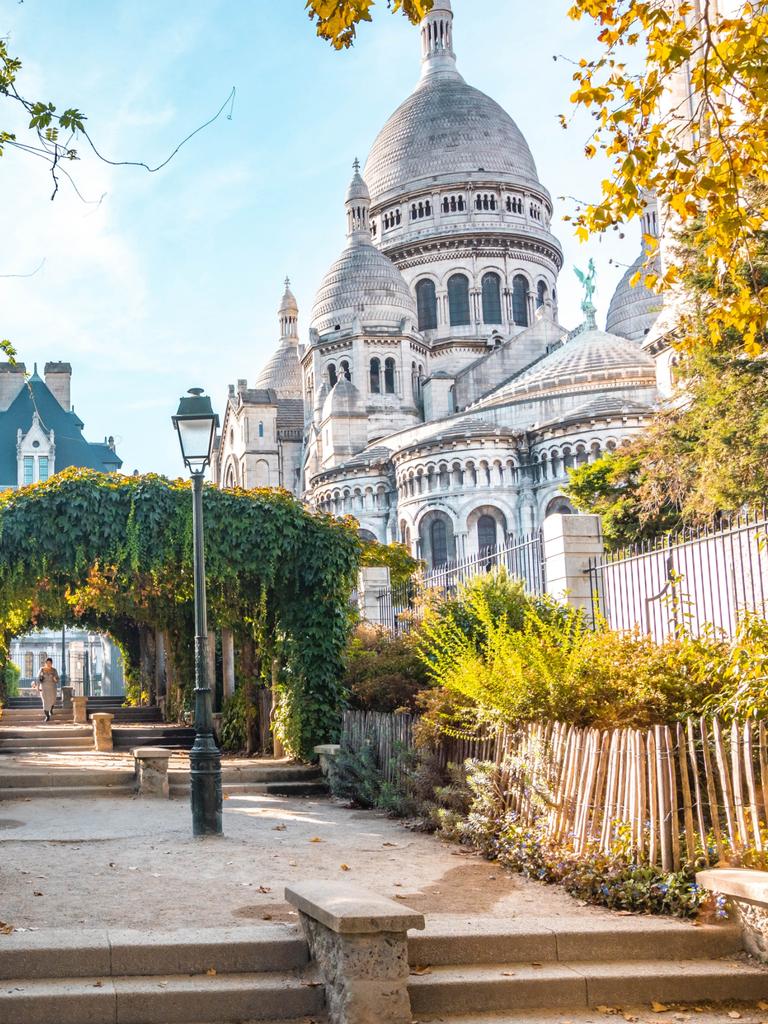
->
[0, 373, 122, 486]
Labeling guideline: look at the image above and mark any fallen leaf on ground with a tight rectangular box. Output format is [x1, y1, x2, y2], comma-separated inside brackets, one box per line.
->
[340, 864, 351, 871]
[309, 837, 323, 843]
[93, 981, 103, 988]
[261, 914, 273, 921]
[257, 886, 272, 893]
[302, 980, 323, 987]
[223, 794, 230, 800]
[651, 1004, 670, 1014]
[727, 1014, 741, 1020]
[0, 922, 13, 935]
[597, 1006, 620, 1014]
[501, 971, 516, 977]
[32, 891, 43, 897]
[531, 961, 543, 967]
[758, 1004, 768, 1012]
[383, 842, 397, 847]
[624, 1016, 638, 1022]
[273, 824, 287, 831]
[206, 968, 217, 976]
[410, 966, 432, 976]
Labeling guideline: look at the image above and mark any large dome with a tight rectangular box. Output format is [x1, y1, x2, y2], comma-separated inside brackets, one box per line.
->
[364, 74, 540, 205]
[254, 340, 302, 398]
[606, 252, 663, 342]
[311, 242, 417, 336]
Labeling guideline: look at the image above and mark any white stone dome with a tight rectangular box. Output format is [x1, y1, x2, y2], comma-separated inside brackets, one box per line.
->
[322, 378, 365, 420]
[364, 75, 540, 205]
[311, 242, 417, 336]
[475, 327, 656, 408]
[606, 252, 663, 342]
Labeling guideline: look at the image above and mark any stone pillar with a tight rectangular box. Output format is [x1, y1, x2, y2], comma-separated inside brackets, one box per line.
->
[72, 695, 88, 725]
[221, 629, 236, 701]
[357, 567, 391, 627]
[285, 882, 424, 1024]
[133, 747, 172, 799]
[61, 685, 73, 710]
[207, 630, 217, 711]
[91, 712, 114, 752]
[543, 513, 604, 613]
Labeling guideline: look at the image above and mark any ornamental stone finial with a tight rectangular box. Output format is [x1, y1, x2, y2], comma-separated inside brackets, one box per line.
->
[352, 157, 360, 174]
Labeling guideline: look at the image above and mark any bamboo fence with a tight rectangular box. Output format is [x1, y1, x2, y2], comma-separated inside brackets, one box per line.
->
[341, 710, 768, 871]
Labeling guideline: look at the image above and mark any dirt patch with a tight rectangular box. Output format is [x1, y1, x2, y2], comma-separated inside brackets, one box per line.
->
[0, 820, 24, 830]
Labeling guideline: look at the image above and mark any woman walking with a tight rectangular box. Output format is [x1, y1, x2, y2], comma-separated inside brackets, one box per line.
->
[37, 658, 60, 722]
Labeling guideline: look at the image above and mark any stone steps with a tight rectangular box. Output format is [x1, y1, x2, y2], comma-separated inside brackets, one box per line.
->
[407, 959, 768, 1014]
[407, 918, 767, 1017]
[0, 926, 325, 1024]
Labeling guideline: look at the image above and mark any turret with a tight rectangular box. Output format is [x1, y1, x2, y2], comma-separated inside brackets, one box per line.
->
[345, 159, 371, 243]
[279, 277, 299, 341]
[420, 0, 460, 81]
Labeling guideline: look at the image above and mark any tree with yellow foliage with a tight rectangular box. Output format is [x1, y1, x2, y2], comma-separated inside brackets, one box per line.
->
[565, 0, 768, 354]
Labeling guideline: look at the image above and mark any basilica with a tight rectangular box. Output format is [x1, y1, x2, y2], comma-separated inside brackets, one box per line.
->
[213, 0, 661, 570]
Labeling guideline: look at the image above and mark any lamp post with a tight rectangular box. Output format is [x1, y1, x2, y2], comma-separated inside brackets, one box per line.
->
[172, 387, 222, 837]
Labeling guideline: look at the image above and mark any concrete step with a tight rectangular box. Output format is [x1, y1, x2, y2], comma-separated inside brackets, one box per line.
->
[0, 736, 92, 749]
[0, 970, 324, 1024]
[0, 768, 133, 790]
[0, 726, 91, 739]
[0, 926, 309, 979]
[170, 780, 327, 799]
[407, 959, 768, 1015]
[408, 918, 743, 966]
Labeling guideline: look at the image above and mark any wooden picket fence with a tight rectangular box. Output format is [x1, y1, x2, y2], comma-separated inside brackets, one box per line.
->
[341, 711, 768, 871]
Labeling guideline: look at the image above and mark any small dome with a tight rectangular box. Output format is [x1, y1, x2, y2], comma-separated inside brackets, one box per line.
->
[279, 277, 298, 315]
[322, 378, 365, 420]
[475, 328, 656, 408]
[311, 242, 416, 336]
[345, 160, 370, 203]
[606, 253, 663, 342]
[254, 340, 302, 398]
[364, 75, 540, 205]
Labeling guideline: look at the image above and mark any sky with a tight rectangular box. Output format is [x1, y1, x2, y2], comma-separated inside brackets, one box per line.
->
[1, 0, 643, 477]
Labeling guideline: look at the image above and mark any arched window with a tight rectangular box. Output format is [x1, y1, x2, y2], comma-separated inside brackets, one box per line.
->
[448, 273, 470, 327]
[431, 519, 448, 567]
[384, 357, 396, 394]
[416, 279, 438, 331]
[258, 421, 264, 438]
[546, 497, 575, 517]
[477, 515, 497, 551]
[481, 272, 502, 324]
[512, 275, 529, 327]
[340, 360, 351, 381]
[442, 197, 450, 213]
[370, 358, 381, 394]
[537, 281, 548, 309]
[328, 363, 338, 387]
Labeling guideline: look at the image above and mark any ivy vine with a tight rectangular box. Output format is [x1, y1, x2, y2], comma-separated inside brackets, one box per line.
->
[0, 468, 361, 757]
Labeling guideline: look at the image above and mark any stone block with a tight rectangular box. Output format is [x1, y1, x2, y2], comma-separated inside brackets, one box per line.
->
[285, 882, 423, 1024]
[72, 696, 88, 725]
[61, 686, 74, 710]
[133, 747, 172, 799]
[697, 868, 768, 961]
[315, 743, 341, 778]
[91, 712, 114, 752]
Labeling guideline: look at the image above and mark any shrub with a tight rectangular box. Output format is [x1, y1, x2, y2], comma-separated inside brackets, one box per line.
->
[416, 567, 730, 736]
[344, 624, 428, 713]
[703, 613, 768, 721]
[3, 660, 20, 698]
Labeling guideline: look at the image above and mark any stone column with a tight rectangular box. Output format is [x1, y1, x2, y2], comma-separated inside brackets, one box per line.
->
[72, 695, 88, 725]
[357, 567, 391, 627]
[221, 629, 236, 701]
[285, 882, 424, 1024]
[91, 712, 114, 752]
[543, 513, 604, 613]
[207, 630, 217, 711]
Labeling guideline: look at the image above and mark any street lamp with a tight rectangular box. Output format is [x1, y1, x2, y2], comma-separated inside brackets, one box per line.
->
[172, 387, 223, 837]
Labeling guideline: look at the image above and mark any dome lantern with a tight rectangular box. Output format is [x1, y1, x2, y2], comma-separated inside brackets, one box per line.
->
[420, 0, 460, 82]
[278, 276, 299, 340]
[345, 158, 371, 242]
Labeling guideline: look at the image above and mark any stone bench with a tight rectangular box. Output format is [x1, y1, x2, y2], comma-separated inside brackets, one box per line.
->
[285, 882, 424, 1024]
[91, 712, 114, 752]
[697, 868, 768, 961]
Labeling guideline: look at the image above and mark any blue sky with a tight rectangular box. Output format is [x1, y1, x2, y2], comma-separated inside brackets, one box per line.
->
[1, 0, 641, 477]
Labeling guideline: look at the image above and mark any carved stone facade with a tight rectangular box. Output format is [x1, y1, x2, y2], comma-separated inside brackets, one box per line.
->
[216, 0, 661, 569]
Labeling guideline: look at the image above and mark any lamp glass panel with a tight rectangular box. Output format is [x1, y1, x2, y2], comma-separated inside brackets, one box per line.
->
[177, 418, 215, 464]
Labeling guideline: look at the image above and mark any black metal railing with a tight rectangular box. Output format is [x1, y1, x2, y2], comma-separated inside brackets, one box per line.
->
[587, 509, 768, 641]
[374, 532, 546, 635]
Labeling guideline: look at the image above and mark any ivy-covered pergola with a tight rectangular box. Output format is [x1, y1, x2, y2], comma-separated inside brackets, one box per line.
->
[0, 469, 361, 757]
